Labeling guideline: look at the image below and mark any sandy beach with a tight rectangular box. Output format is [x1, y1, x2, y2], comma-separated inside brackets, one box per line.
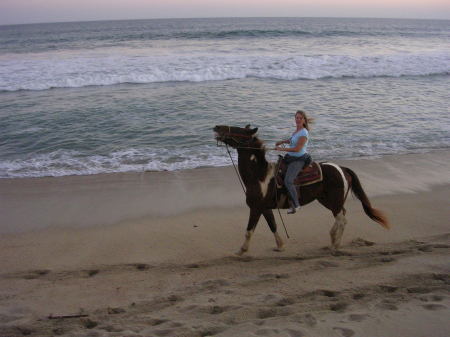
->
[0, 150, 449, 337]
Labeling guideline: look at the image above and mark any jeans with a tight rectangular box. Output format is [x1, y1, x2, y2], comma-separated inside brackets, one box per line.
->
[284, 156, 307, 208]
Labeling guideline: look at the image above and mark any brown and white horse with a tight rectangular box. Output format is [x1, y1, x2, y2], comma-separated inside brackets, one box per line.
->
[214, 124, 389, 255]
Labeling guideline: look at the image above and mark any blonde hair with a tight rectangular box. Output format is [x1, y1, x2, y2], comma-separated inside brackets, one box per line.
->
[295, 110, 313, 131]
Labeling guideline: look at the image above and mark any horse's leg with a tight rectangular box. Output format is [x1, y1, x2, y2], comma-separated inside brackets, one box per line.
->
[330, 209, 347, 249]
[262, 209, 284, 252]
[318, 192, 347, 249]
[237, 208, 262, 256]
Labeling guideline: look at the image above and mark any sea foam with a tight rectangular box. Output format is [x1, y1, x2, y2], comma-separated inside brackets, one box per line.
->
[1, 51, 449, 92]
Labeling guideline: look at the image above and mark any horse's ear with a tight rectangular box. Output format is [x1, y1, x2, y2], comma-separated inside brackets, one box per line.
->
[249, 127, 258, 135]
[245, 124, 251, 129]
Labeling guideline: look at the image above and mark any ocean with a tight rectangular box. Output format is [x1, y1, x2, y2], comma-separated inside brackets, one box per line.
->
[0, 17, 449, 178]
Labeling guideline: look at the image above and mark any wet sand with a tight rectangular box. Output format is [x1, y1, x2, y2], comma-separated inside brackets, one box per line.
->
[0, 150, 449, 337]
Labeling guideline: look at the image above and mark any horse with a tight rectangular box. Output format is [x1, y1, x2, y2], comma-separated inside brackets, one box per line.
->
[213, 124, 389, 255]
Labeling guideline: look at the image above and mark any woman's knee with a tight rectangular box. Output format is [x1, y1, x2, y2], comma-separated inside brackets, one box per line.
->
[284, 176, 294, 187]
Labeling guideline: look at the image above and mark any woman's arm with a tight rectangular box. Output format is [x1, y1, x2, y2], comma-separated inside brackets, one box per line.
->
[275, 139, 290, 146]
[275, 136, 306, 152]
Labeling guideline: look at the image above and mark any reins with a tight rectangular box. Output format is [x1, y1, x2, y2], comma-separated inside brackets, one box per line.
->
[225, 144, 246, 194]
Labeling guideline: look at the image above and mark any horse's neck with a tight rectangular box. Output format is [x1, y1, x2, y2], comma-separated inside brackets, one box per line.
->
[237, 148, 270, 184]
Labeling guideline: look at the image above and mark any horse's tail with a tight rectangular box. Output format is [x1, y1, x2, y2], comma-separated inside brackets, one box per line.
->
[343, 167, 390, 229]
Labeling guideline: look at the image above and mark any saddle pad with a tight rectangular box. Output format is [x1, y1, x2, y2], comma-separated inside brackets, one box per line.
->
[294, 162, 323, 186]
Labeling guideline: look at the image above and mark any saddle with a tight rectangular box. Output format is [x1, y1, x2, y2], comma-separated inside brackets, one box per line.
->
[276, 155, 323, 187]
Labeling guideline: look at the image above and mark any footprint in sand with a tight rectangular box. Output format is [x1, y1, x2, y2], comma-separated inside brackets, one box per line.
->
[333, 327, 355, 337]
[417, 245, 433, 252]
[258, 273, 290, 280]
[286, 328, 305, 337]
[154, 328, 176, 336]
[379, 285, 398, 293]
[255, 328, 281, 336]
[199, 326, 227, 336]
[147, 318, 168, 326]
[258, 307, 292, 319]
[134, 263, 150, 270]
[348, 314, 369, 322]
[86, 269, 99, 277]
[290, 313, 317, 327]
[200, 279, 231, 290]
[276, 297, 296, 306]
[423, 304, 447, 310]
[21, 269, 50, 279]
[316, 261, 339, 268]
[407, 287, 431, 294]
[376, 302, 398, 311]
[433, 273, 450, 284]
[330, 302, 349, 312]
[352, 293, 365, 300]
[350, 238, 375, 247]
[319, 289, 340, 298]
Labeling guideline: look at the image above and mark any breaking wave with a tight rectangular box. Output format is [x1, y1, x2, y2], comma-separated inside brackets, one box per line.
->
[1, 52, 449, 92]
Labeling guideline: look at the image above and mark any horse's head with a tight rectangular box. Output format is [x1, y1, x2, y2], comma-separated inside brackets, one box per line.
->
[214, 124, 259, 149]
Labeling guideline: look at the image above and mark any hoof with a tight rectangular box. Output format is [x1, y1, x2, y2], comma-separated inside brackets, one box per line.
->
[332, 242, 341, 250]
[273, 247, 285, 252]
[235, 248, 247, 256]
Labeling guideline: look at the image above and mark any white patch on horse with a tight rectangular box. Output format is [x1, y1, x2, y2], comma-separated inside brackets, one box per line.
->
[322, 162, 348, 199]
[331, 210, 347, 248]
[259, 163, 275, 198]
[250, 154, 256, 162]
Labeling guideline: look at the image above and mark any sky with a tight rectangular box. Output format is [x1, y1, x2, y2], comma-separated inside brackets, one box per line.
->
[0, 0, 449, 25]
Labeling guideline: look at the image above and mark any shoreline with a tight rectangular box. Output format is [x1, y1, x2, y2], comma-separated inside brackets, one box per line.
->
[1, 147, 449, 181]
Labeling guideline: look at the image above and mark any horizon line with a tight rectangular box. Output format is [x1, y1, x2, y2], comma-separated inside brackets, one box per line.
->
[1, 15, 449, 27]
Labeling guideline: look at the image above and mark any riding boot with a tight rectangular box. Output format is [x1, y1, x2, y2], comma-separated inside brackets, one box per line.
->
[287, 199, 301, 214]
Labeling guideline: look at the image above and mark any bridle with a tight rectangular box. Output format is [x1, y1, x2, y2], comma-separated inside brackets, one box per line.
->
[216, 126, 264, 150]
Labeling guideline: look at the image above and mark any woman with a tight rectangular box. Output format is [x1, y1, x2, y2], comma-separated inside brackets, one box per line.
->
[274, 110, 312, 214]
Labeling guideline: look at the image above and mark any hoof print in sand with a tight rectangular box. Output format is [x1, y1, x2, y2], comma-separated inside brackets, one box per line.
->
[186, 263, 200, 269]
[22, 269, 50, 279]
[407, 287, 431, 294]
[379, 285, 398, 293]
[423, 304, 447, 311]
[290, 313, 317, 327]
[16, 326, 33, 335]
[199, 325, 227, 336]
[318, 289, 340, 298]
[316, 261, 339, 268]
[376, 301, 398, 311]
[258, 307, 291, 319]
[352, 293, 365, 300]
[433, 273, 450, 284]
[333, 327, 355, 337]
[201, 279, 230, 290]
[86, 270, 99, 277]
[350, 238, 375, 247]
[330, 302, 348, 312]
[348, 314, 369, 322]
[82, 318, 98, 329]
[276, 297, 295, 306]
[134, 263, 150, 270]
[107, 307, 126, 314]
[417, 245, 433, 252]
[148, 318, 168, 326]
